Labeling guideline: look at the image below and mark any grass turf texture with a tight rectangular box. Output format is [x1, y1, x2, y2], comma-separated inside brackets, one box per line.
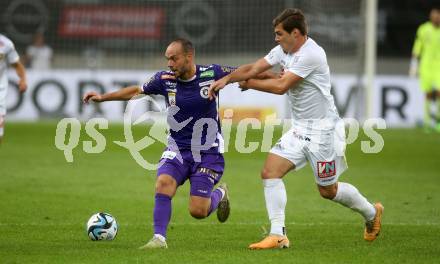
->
[1, 122, 439, 263]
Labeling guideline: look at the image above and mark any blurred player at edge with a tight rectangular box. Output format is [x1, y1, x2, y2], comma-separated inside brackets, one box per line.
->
[409, 7, 440, 132]
[0, 34, 27, 144]
[83, 38, 234, 249]
[209, 8, 383, 249]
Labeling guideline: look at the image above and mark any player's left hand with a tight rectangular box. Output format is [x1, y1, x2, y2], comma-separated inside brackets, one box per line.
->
[18, 79, 27, 93]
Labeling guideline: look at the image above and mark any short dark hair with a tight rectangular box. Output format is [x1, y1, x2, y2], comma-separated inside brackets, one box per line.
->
[171, 38, 195, 54]
[273, 8, 307, 35]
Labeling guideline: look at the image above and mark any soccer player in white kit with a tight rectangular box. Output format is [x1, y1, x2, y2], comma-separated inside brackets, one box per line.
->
[0, 34, 27, 143]
[209, 8, 383, 249]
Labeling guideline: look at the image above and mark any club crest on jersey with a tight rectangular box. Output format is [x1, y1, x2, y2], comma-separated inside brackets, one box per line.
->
[200, 87, 209, 99]
[317, 161, 336, 178]
[167, 91, 176, 106]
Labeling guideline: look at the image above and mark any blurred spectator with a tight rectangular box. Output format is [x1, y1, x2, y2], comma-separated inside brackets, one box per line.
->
[409, 7, 440, 132]
[0, 33, 27, 143]
[25, 32, 53, 70]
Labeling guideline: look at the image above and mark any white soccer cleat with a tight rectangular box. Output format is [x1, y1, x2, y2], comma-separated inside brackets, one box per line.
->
[139, 235, 168, 249]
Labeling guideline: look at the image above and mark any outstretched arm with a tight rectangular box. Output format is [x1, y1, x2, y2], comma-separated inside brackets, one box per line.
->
[11, 61, 27, 93]
[83, 86, 143, 103]
[208, 58, 272, 99]
[239, 71, 303, 95]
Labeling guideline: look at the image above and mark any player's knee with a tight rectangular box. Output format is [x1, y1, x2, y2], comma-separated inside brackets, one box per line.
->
[318, 187, 337, 200]
[155, 176, 176, 195]
[261, 167, 275, 179]
[189, 206, 208, 219]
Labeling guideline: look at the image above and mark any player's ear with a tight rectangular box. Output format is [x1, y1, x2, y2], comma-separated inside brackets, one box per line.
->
[186, 51, 194, 60]
[292, 28, 300, 36]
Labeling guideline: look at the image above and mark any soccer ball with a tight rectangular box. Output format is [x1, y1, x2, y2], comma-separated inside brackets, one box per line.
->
[86, 212, 118, 241]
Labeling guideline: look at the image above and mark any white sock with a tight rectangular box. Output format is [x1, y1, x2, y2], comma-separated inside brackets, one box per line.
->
[263, 179, 286, 236]
[332, 182, 376, 221]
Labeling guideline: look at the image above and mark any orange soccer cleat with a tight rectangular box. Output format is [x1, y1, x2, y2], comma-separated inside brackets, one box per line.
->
[249, 235, 290, 249]
[364, 202, 384, 241]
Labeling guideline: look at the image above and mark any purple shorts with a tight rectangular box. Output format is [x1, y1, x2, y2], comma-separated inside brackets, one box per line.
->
[157, 149, 225, 198]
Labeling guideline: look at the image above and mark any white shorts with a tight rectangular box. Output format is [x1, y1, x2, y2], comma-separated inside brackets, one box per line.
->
[270, 125, 348, 186]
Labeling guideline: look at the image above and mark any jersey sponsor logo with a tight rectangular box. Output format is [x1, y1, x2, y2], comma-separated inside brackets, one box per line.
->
[293, 56, 300, 63]
[165, 81, 177, 89]
[200, 70, 214, 78]
[221, 66, 235, 73]
[317, 161, 336, 178]
[200, 86, 209, 99]
[292, 131, 311, 141]
[199, 80, 214, 87]
[161, 74, 176, 80]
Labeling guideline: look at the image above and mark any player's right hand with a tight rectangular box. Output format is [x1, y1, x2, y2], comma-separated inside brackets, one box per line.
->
[409, 57, 418, 78]
[208, 78, 228, 100]
[238, 81, 249, 91]
[83, 91, 103, 104]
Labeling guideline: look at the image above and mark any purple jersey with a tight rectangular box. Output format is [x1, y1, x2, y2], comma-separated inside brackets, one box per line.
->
[142, 64, 235, 154]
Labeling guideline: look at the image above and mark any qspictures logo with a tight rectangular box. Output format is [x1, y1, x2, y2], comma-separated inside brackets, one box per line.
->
[54, 95, 386, 171]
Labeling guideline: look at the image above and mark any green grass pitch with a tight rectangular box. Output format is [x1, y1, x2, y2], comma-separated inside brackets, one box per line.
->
[1, 122, 439, 263]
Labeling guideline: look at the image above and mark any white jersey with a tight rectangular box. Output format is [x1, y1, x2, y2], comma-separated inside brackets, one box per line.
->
[0, 34, 20, 114]
[26, 45, 52, 70]
[264, 38, 339, 132]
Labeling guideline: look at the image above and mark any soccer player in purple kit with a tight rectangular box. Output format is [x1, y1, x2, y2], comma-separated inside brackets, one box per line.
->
[83, 38, 233, 249]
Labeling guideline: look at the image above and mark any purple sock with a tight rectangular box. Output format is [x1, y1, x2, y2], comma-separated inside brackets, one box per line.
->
[208, 188, 223, 216]
[153, 193, 172, 238]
